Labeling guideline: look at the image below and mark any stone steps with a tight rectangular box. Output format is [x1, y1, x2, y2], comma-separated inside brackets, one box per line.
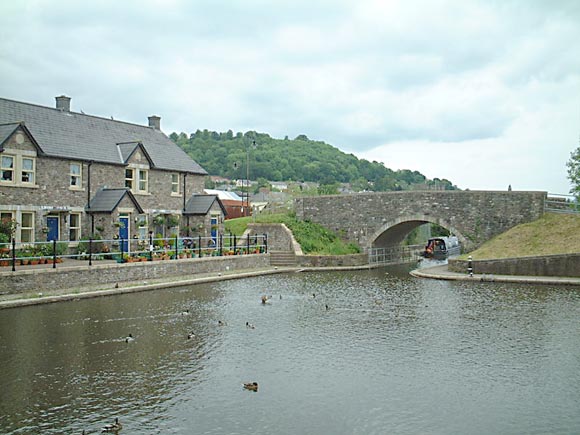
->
[269, 250, 297, 267]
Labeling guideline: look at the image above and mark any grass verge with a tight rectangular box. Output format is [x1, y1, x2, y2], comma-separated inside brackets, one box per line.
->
[463, 213, 580, 260]
[225, 213, 360, 255]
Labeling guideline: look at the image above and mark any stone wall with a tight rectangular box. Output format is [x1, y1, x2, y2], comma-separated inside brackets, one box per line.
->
[448, 254, 580, 277]
[296, 253, 368, 267]
[246, 223, 303, 253]
[0, 254, 270, 295]
[295, 190, 546, 251]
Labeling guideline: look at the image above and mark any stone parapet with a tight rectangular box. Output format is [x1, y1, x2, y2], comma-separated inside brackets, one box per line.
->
[297, 253, 368, 267]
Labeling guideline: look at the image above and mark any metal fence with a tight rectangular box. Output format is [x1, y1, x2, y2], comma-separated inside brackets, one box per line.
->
[368, 245, 423, 265]
[545, 194, 580, 214]
[0, 233, 268, 272]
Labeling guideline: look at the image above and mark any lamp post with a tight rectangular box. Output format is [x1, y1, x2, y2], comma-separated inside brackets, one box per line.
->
[245, 140, 256, 217]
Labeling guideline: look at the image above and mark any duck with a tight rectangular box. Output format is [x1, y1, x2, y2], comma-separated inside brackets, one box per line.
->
[218, 320, 225, 326]
[246, 322, 255, 329]
[125, 334, 135, 343]
[187, 332, 195, 339]
[181, 309, 190, 316]
[101, 417, 122, 432]
[261, 295, 269, 304]
[243, 382, 258, 391]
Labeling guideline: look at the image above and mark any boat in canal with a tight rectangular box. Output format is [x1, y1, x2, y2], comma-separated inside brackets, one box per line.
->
[422, 236, 461, 260]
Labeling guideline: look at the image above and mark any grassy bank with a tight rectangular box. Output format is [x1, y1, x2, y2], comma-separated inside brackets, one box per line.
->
[464, 213, 580, 260]
[225, 213, 360, 255]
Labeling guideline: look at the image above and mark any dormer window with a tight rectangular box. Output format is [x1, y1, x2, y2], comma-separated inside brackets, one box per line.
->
[21, 157, 35, 184]
[125, 166, 148, 194]
[1, 155, 14, 182]
[0, 153, 36, 187]
[125, 168, 134, 189]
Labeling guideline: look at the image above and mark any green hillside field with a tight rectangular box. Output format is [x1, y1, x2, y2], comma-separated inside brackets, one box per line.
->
[463, 213, 580, 260]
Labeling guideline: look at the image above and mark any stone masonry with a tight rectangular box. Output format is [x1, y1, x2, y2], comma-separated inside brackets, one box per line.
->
[295, 190, 547, 251]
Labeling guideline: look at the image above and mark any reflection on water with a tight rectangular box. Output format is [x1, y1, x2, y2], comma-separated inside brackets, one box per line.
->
[1, 266, 579, 435]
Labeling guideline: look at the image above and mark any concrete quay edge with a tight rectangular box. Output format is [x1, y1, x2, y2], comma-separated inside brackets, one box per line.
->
[410, 264, 580, 286]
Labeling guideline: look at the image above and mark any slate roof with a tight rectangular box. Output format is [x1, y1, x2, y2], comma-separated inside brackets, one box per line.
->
[184, 194, 227, 216]
[0, 97, 207, 174]
[0, 123, 19, 150]
[86, 188, 144, 214]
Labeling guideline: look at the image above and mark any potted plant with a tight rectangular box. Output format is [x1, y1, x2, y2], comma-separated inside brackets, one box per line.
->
[166, 215, 180, 228]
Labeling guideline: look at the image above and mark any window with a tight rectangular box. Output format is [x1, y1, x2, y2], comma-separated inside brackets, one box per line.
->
[69, 213, 81, 241]
[0, 154, 36, 186]
[125, 167, 148, 193]
[171, 173, 179, 194]
[21, 157, 35, 184]
[138, 170, 148, 192]
[1, 156, 14, 182]
[20, 212, 34, 243]
[137, 216, 148, 240]
[125, 168, 134, 189]
[70, 163, 82, 187]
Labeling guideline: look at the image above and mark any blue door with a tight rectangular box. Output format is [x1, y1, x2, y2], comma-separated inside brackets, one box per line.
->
[47, 216, 59, 241]
[119, 217, 129, 253]
[211, 216, 218, 245]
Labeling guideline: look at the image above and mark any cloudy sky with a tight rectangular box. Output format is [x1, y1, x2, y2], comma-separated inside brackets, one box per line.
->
[1, 0, 579, 193]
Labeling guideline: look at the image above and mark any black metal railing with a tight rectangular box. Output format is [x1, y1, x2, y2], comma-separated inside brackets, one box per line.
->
[0, 233, 268, 271]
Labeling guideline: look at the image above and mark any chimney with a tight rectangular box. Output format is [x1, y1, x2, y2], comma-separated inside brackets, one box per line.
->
[148, 115, 161, 130]
[55, 95, 71, 112]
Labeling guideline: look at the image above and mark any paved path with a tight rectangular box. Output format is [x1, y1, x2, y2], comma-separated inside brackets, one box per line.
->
[411, 264, 580, 286]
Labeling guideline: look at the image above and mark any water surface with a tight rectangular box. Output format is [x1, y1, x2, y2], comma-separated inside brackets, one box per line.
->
[1, 266, 579, 434]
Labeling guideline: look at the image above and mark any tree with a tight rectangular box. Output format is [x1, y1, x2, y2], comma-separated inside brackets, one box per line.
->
[567, 146, 580, 198]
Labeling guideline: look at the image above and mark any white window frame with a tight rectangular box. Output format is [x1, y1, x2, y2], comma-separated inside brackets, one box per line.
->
[21, 157, 35, 185]
[20, 212, 35, 243]
[125, 168, 134, 189]
[125, 166, 149, 194]
[69, 213, 81, 242]
[70, 163, 82, 189]
[137, 215, 148, 240]
[138, 170, 148, 193]
[0, 153, 37, 187]
[1, 155, 14, 183]
[171, 173, 180, 195]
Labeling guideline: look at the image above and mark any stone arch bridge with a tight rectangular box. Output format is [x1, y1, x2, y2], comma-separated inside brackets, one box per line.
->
[295, 191, 547, 252]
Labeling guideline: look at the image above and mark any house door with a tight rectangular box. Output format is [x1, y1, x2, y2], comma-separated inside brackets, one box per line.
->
[119, 216, 130, 253]
[210, 216, 218, 245]
[47, 216, 59, 241]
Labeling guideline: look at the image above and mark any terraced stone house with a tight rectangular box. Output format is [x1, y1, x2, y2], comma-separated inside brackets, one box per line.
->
[0, 95, 225, 246]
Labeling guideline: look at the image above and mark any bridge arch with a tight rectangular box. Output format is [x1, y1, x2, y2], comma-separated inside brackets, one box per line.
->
[369, 213, 468, 250]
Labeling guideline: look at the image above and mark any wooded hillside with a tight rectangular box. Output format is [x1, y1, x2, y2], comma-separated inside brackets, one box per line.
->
[170, 130, 457, 192]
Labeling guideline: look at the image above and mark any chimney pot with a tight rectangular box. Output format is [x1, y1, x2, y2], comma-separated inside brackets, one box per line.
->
[55, 95, 71, 112]
[148, 115, 161, 130]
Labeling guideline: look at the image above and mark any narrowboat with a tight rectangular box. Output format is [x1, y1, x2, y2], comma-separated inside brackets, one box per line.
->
[422, 236, 461, 260]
